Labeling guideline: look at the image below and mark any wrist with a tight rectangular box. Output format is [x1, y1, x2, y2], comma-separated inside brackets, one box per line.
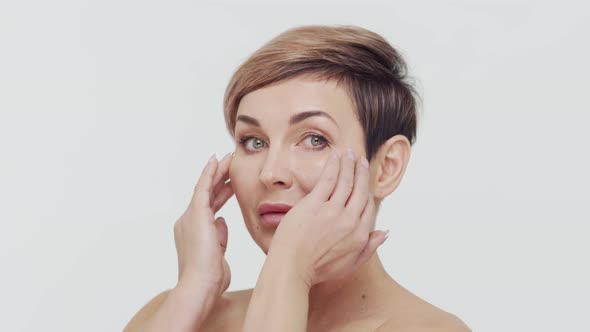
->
[144, 285, 217, 332]
[174, 278, 219, 303]
[263, 252, 313, 292]
[170, 284, 218, 318]
[177, 269, 222, 293]
[244, 255, 311, 331]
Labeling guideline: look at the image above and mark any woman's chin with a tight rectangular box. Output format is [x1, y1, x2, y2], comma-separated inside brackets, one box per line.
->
[245, 224, 274, 255]
[256, 233, 273, 255]
[243, 215, 276, 255]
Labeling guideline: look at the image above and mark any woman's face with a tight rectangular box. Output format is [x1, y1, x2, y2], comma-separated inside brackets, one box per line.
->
[229, 75, 371, 254]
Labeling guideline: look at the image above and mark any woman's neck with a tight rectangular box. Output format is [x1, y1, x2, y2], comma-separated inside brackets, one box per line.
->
[306, 253, 401, 324]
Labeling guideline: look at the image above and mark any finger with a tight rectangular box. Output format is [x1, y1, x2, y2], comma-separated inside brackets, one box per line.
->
[212, 174, 230, 198]
[309, 151, 342, 201]
[329, 148, 356, 206]
[345, 156, 371, 217]
[354, 230, 389, 267]
[358, 192, 378, 230]
[211, 181, 234, 213]
[211, 152, 233, 195]
[190, 154, 219, 209]
[215, 216, 228, 254]
[347, 194, 376, 260]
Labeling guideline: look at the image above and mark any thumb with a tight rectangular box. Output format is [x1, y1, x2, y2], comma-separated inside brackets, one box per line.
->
[220, 258, 231, 295]
[354, 230, 389, 267]
[215, 216, 228, 254]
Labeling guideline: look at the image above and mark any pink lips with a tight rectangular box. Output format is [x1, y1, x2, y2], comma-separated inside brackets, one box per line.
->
[258, 203, 292, 228]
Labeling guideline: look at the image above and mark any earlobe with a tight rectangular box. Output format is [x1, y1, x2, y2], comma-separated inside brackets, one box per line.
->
[372, 135, 411, 200]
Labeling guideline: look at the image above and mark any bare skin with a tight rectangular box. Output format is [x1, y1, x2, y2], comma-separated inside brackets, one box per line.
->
[127, 255, 469, 331]
[212, 257, 469, 332]
[124, 75, 471, 331]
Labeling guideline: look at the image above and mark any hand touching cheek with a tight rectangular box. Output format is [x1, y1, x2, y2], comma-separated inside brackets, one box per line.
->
[290, 155, 330, 195]
[267, 149, 389, 288]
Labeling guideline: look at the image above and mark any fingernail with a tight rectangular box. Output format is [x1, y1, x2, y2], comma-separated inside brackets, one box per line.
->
[361, 156, 369, 168]
[221, 152, 232, 161]
[208, 154, 217, 163]
[383, 230, 390, 241]
[347, 148, 355, 160]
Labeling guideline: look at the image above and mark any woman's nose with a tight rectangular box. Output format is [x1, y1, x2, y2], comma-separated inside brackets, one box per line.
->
[259, 149, 293, 190]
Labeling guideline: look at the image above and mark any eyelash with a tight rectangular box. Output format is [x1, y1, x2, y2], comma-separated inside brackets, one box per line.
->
[238, 133, 331, 153]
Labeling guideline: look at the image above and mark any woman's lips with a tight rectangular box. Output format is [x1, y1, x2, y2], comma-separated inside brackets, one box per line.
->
[257, 202, 292, 227]
[259, 212, 286, 227]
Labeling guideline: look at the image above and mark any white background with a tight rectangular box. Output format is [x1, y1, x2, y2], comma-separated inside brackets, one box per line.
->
[1, 1, 588, 331]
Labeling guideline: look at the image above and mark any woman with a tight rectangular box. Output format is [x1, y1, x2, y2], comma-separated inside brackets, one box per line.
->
[124, 25, 470, 331]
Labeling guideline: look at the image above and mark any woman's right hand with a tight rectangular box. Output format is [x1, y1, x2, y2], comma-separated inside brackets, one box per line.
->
[173, 152, 234, 297]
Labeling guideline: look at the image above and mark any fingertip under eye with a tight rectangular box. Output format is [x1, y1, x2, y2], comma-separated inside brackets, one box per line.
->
[347, 148, 355, 160]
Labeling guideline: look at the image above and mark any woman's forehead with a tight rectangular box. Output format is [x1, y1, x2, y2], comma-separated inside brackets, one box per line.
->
[236, 76, 356, 127]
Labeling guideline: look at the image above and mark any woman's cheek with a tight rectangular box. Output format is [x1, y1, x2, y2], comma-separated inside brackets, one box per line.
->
[229, 158, 247, 196]
[292, 155, 331, 194]
[228, 159, 236, 185]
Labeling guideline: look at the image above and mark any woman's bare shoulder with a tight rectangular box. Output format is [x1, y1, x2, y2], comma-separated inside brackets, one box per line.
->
[375, 286, 471, 332]
[200, 288, 253, 332]
[124, 289, 171, 331]
[375, 312, 471, 332]
[124, 288, 252, 332]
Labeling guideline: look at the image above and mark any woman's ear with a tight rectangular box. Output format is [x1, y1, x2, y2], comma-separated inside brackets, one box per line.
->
[369, 135, 411, 200]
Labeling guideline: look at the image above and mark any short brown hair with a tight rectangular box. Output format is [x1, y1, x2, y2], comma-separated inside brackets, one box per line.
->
[223, 25, 419, 161]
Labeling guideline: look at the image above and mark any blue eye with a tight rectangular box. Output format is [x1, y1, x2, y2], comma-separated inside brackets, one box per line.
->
[239, 136, 266, 152]
[302, 134, 328, 149]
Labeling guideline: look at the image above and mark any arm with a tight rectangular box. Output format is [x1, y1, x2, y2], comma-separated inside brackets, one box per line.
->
[242, 256, 311, 332]
[123, 284, 218, 332]
[125, 153, 235, 332]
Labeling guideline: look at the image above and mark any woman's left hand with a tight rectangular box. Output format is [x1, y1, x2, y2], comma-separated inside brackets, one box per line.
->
[266, 148, 389, 288]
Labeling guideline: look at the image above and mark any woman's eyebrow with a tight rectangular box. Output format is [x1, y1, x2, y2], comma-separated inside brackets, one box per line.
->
[236, 110, 339, 129]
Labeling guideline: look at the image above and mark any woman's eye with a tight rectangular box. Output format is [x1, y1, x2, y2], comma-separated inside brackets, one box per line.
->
[239, 136, 266, 151]
[302, 134, 328, 149]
